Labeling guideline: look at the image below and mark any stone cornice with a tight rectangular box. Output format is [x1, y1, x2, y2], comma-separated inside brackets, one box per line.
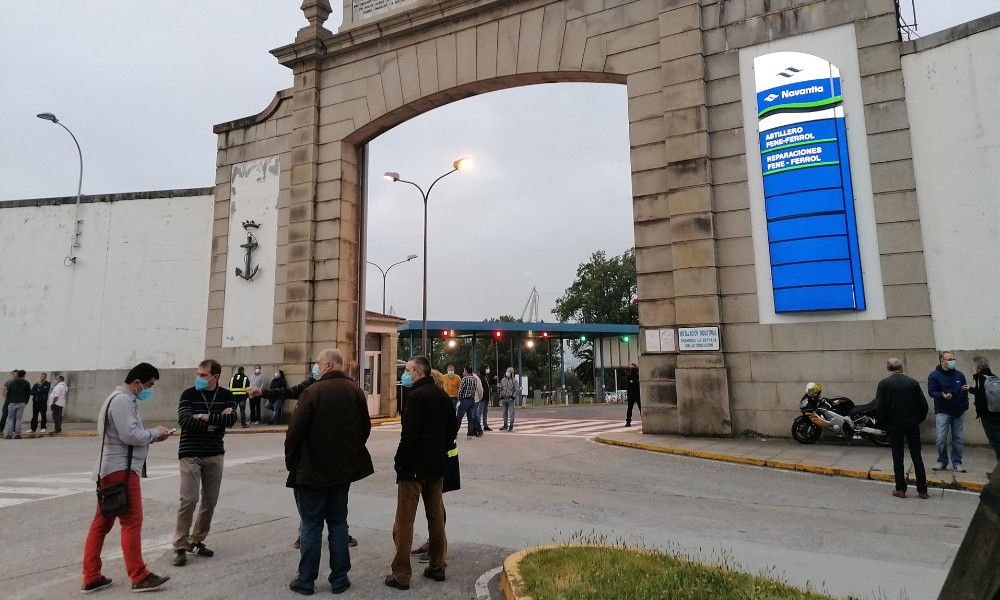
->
[213, 89, 293, 134]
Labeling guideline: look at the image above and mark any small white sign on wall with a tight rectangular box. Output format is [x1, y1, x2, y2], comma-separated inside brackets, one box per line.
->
[677, 327, 720, 351]
[644, 328, 676, 353]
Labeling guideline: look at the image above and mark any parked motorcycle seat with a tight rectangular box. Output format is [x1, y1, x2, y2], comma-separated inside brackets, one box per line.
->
[849, 400, 877, 417]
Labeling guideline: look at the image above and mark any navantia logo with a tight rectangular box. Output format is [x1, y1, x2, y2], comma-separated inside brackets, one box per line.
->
[764, 93, 779, 102]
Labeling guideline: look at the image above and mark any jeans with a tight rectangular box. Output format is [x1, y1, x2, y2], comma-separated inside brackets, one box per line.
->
[480, 398, 490, 428]
[51, 405, 64, 433]
[235, 398, 247, 426]
[173, 455, 224, 550]
[82, 470, 150, 586]
[3, 403, 26, 436]
[268, 398, 285, 425]
[249, 397, 261, 423]
[30, 400, 47, 431]
[935, 413, 965, 467]
[982, 418, 1000, 464]
[456, 398, 479, 436]
[889, 427, 927, 494]
[501, 398, 516, 429]
[294, 484, 351, 590]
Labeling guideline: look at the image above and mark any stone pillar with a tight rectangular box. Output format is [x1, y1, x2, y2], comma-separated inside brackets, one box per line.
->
[654, 0, 731, 435]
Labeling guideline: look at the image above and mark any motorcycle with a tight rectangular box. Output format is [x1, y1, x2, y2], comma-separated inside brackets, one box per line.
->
[791, 382, 889, 446]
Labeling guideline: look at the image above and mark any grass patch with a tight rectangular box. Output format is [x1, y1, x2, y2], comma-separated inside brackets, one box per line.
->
[517, 546, 843, 600]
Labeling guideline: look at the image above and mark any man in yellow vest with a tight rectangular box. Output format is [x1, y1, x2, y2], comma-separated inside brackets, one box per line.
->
[228, 367, 250, 428]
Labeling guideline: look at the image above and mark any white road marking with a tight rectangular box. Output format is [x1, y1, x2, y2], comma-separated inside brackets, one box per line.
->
[474, 565, 503, 600]
[375, 418, 639, 440]
[103, 533, 176, 561]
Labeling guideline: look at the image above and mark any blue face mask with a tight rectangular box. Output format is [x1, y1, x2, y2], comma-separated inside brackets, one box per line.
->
[194, 376, 210, 391]
[136, 387, 153, 402]
[946, 360, 957, 370]
[311, 363, 321, 380]
[401, 372, 413, 387]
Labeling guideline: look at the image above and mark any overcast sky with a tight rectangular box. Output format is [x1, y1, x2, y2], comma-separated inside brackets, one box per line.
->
[2, 1, 996, 322]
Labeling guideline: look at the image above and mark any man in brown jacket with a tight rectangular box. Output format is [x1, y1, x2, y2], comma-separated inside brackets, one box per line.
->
[285, 349, 374, 595]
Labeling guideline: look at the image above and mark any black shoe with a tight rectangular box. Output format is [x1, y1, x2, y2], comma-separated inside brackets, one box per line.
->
[131, 573, 169, 593]
[289, 579, 314, 595]
[484, 426, 492, 431]
[187, 542, 214, 557]
[330, 580, 351, 594]
[82, 576, 113, 593]
[171, 550, 187, 567]
[499, 426, 507, 431]
[423, 567, 446, 582]
[508, 427, 513, 432]
[475, 431, 484, 437]
[384, 576, 410, 590]
[625, 422, 631, 427]
[293, 538, 300, 549]
[348, 535, 358, 547]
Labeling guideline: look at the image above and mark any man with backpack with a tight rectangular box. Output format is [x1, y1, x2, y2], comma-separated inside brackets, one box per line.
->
[970, 356, 1000, 473]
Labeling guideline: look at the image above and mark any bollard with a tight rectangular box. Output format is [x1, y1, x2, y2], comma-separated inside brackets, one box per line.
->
[937, 464, 1000, 600]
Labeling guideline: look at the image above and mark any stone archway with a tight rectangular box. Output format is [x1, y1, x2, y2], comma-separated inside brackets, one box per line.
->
[267, 0, 724, 436]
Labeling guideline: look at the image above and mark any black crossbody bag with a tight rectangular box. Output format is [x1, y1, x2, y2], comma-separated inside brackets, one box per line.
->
[95, 395, 133, 517]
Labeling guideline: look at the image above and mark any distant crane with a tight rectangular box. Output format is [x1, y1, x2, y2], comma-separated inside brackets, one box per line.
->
[520, 286, 540, 322]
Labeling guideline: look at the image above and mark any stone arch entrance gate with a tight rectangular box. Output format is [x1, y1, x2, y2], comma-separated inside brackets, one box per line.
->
[210, 0, 914, 437]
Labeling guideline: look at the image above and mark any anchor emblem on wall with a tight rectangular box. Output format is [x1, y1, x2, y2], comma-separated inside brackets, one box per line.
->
[235, 219, 261, 281]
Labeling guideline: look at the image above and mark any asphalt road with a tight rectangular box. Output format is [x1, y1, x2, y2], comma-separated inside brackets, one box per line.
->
[0, 404, 978, 600]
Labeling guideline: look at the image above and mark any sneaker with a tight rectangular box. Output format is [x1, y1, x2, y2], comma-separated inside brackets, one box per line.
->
[417, 552, 430, 563]
[29, 430, 36, 434]
[467, 435, 473, 439]
[348, 536, 358, 547]
[187, 542, 214, 557]
[952, 464, 967, 473]
[422, 567, 446, 582]
[891, 490, 907, 498]
[931, 463, 947, 471]
[41, 428, 47, 433]
[81, 576, 113, 593]
[289, 579, 314, 595]
[171, 550, 187, 567]
[507, 427, 513, 432]
[384, 576, 410, 590]
[131, 573, 169, 592]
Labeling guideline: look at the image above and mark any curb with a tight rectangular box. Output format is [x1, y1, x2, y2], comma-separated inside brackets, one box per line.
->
[594, 435, 986, 494]
[10, 417, 400, 439]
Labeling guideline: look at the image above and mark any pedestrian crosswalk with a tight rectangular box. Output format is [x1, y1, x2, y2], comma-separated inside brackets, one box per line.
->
[375, 417, 638, 440]
[0, 465, 178, 508]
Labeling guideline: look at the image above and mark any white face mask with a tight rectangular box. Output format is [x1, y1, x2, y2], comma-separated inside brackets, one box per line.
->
[274, 372, 280, 378]
[254, 369, 261, 375]
[447, 369, 454, 375]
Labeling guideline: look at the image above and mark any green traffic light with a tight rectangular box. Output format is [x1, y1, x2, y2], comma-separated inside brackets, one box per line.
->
[621, 336, 629, 343]
[579, 335, 587, 342]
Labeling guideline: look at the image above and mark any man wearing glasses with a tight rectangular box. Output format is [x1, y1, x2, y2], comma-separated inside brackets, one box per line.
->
[172, 359, 238, 566]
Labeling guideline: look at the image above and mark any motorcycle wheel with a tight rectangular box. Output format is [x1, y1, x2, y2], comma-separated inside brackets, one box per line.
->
[870, 433, 891, 447]
[792, 416, 822, 444]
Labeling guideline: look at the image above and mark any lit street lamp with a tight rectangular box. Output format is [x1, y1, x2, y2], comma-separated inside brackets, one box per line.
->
[37, 112, 84, 266]
[367, 254, 418, 314]
[385, 157, 472, 355]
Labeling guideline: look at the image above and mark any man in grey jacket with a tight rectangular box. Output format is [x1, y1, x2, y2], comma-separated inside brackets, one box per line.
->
[498, 367, 519, 431]
[80, 362, 172, 594]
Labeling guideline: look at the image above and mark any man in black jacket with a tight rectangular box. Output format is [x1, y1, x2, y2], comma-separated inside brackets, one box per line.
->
[172, 359, 237, 566]
[386, 355, 459, 590]
[873, 357, 929, 499]
[285, 349, 373, 595]
[626, 363, 640, 427]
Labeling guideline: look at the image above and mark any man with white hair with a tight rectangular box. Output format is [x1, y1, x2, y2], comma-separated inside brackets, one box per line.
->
[285, 349, 373, 595]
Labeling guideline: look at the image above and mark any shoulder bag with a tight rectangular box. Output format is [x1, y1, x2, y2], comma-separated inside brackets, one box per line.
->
[95, 395, 133, 517]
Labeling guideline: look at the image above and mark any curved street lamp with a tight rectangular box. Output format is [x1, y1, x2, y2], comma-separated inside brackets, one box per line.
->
[384, 158, 472, 355]
[37, 112, 84, 266]
[367, 254, 418, 314]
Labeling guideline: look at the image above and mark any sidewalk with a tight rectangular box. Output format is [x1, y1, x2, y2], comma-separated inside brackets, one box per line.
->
[595, 430, 994, 493]
[11, 416, 399, 438]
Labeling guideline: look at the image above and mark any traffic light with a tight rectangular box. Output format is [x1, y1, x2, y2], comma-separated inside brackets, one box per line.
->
[494, 330, 503, 339]
[541, 332, 549, 338]
[621, 336, 630, 343]
[441, 330, 450, 337]
[579, 335, 587, 342]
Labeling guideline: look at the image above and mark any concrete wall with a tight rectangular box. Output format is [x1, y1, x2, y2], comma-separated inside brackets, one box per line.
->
[902, 20, 1000, 352]
[0, 190, 213, 422]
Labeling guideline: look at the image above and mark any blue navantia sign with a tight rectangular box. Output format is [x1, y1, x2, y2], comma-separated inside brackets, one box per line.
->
[754, 52, 865, 313]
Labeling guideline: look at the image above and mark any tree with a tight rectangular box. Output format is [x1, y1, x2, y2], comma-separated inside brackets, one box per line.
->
[552, 249, 637, 325]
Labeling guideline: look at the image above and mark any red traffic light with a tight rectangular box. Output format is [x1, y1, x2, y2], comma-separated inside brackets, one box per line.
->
[493, 330, 503, 339]
[441, 330, 450, 337]
[541, 332, 549, 338]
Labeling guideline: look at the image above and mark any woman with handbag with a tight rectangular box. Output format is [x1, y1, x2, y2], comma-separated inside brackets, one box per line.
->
[81, 362, 173, 594]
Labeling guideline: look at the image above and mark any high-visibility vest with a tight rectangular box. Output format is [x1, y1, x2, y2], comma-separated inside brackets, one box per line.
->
[229, 373, 250, 398]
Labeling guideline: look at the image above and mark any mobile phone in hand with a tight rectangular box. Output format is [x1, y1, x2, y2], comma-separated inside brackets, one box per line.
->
[168, 428, 178, 434]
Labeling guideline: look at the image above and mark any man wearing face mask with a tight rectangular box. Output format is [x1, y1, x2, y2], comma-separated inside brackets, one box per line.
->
[498, 367, 519, 431]
[172, 359, 237, 566]
[479, 366, 493, 432]
[81, 363, 171, 594]
[286, 349, 373, 595]
[229, 366, 251, 428]
[441, 364, 461, 407]
[248, 365, 267, 425]
[927, 351, 970, 473]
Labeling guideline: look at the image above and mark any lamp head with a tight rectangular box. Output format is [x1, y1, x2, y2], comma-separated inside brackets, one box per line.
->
[406, 254, 418, 261]
[37, 112, 59, 123]
[384, 172, 400, 182]
[453, 157, 473, 171]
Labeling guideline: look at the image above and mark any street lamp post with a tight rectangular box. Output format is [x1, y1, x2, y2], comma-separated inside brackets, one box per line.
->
[384, 157, 472, 356]
[37, 112, 83, 266]
[366, 254, 418, 314]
